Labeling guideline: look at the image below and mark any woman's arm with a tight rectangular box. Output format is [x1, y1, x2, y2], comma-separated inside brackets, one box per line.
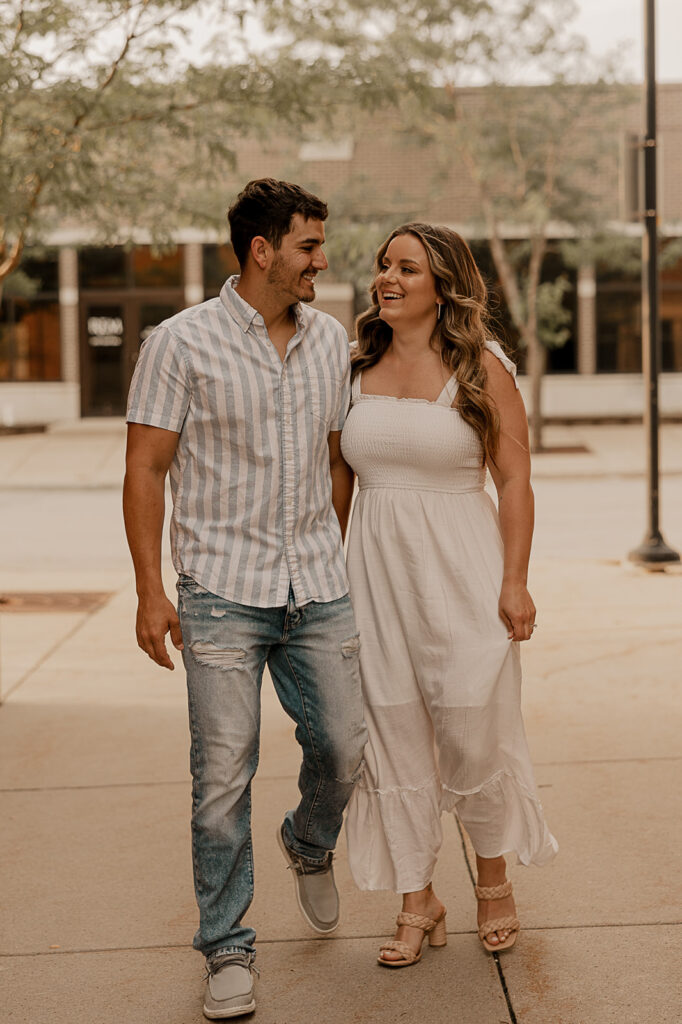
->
[483, 351, 537, 642]
[328, 430, 355, 541]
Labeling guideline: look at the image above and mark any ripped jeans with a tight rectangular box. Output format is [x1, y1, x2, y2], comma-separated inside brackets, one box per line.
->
[177, 575, 367, 958]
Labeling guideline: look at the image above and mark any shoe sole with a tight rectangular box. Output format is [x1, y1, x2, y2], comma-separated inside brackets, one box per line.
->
[276, 825, 339, 934]
[203, 998, 256, 1019]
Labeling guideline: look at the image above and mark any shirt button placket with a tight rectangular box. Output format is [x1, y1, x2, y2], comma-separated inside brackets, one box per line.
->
[282, 365, 298, 599]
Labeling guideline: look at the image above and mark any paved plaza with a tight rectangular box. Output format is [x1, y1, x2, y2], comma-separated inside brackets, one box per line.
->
[0, 420, 681, 1023]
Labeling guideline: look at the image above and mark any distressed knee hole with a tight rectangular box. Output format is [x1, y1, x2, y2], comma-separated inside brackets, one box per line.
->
[340, 633, 360, 658]
[209, 606, 227, 618]
[189, 641, 246, 668]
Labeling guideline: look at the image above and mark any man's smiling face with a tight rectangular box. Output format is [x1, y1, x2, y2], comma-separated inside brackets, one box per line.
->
[267, 214, 328, 304]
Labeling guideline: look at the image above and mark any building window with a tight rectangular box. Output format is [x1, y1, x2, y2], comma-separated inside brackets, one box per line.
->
[203, 244, 240, 296]
[79, 247, 127, 289]
[596, 287, 641, 372]
[661, 246, 682, 372]
[595, 240, 682, 374]
[131, 246, 182, 288]
[79, 246, 182, 289]
[0, 252, 61, 381]
[469, 241, 577, 374]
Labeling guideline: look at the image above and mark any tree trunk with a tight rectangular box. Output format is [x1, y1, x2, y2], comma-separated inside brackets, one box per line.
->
[527, 330, 546, 452]
[525, 234, 547, 452]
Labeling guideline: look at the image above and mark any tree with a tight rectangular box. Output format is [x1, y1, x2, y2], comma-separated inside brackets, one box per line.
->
[0, 0, 403, 301]
[263, 0, 628, 450]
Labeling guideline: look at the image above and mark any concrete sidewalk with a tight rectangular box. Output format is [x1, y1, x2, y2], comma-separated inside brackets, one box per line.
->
[0, 418, 682, 489]
[0, 423, 681, 1023]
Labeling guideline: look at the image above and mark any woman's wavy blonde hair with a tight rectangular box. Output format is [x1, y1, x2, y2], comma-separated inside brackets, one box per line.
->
[353, 222, 502, 460]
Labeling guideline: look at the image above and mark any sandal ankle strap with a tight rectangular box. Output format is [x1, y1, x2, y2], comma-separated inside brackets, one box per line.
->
[475, 880, 513, 901]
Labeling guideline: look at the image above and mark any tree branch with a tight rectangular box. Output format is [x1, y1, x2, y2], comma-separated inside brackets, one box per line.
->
[0, 232, 26, 281]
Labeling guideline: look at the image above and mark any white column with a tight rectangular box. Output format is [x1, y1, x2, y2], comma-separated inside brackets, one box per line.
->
[183, 243, 204, 307]
[58, 248, 80, 384]
[577, 263, 597, 375]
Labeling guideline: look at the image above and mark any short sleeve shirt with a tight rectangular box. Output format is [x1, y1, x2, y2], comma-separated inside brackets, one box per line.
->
[127, 276, 351, 608]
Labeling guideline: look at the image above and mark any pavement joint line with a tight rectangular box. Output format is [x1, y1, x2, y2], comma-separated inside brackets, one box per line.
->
[0, 484, 126, 493]
[456, 817, 519, 1024]
[536, 636, 682, 680]
[0, 616, 92, 703]
[3, 922, 681, 960]
[533, 755, 682, 768]
[4, 754, 680, 794]
[0, 580, 129, 702]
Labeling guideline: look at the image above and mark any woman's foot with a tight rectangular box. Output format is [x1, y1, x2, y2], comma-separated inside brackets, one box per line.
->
[475, 855, 519, 950]
[379, 884, 446, 965]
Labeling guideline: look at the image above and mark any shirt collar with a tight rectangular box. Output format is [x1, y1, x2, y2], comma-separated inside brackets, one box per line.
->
[220, 275, 307, 335]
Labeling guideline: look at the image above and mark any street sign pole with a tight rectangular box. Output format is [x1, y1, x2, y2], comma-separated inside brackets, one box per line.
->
[628, 0, 680, 566]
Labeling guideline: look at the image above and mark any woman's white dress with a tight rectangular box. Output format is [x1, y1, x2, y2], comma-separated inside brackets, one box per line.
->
[341, 341, 558, 893]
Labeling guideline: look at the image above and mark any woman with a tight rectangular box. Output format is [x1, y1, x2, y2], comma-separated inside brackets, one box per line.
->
[341, 223, 557, 968]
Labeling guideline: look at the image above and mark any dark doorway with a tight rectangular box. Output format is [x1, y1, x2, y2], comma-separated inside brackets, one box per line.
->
[80, 294, 183, 415]
[78, 245, 184, 416]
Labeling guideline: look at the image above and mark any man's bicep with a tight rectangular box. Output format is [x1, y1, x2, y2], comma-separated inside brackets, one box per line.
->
[126, 423, 180, 477]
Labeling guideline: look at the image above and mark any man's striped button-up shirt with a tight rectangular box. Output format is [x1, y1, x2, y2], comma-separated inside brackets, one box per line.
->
[127, 276, 351, 608]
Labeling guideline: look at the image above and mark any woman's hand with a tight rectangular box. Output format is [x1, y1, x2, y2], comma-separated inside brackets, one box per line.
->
[498, 579, 536, 642]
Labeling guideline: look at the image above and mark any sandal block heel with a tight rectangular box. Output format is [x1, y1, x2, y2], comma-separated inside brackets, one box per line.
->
[428, 915, 447, 947]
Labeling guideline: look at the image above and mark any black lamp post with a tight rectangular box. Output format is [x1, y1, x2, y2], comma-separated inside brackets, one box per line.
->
[628, 0, 680, 566]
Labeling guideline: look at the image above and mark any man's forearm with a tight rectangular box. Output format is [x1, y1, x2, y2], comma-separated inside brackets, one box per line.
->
[123, 467, 167, 596]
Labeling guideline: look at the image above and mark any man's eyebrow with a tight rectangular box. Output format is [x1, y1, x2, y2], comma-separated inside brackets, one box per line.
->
[298, 236, 324, 246]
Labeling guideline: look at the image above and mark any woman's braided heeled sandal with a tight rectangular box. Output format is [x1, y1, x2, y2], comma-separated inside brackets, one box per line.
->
[378, 909, 447, 968]
[475, 880, 520, 953]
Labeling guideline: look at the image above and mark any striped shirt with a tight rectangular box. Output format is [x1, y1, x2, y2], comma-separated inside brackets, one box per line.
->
[127, 276, 351, 607]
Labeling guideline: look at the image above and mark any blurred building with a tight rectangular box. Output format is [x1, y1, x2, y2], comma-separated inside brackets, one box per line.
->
[2, 84, 682, 426]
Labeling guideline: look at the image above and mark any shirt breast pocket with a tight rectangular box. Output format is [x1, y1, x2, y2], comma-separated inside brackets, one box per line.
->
[304, 366, 340, 428]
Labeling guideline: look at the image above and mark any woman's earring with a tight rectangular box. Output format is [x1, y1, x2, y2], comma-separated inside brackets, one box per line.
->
[437, 303, 443, 321]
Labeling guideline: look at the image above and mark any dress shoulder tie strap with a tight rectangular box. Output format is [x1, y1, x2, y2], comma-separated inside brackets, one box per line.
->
[436, 374, 459, 406]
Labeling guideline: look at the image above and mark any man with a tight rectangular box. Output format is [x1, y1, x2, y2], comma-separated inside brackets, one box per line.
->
[123, 179, 366, 1020]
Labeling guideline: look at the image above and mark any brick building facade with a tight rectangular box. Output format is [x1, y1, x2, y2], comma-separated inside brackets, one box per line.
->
[2, 84, 682, 425]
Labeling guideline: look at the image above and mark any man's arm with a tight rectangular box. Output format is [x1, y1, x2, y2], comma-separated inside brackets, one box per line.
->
[328, 430, 354, 541]
[123, 422, 183, 670]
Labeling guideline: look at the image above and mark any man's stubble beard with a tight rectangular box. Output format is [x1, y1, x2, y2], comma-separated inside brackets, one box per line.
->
[267, 255, 314, 304]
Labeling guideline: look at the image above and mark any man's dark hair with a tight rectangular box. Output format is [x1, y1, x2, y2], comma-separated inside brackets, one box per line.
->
[227, 178, 328, 268]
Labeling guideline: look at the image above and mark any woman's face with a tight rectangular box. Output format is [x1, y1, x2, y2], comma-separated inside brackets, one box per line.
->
[375, 233, 440, 329]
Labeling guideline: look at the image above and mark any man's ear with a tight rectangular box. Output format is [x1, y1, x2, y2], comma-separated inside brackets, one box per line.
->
[249, 235, 271, 270]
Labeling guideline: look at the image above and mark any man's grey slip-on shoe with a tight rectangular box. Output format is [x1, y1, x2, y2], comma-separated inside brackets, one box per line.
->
[204, 953, 257, 1019]
[277, 823, 340, 934]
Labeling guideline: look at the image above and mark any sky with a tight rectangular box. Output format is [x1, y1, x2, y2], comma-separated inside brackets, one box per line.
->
[178, 1, 682, 83]
[572, 0, 681, 81]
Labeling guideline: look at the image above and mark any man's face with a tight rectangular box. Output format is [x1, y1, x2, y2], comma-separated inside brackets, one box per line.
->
[267, 214, 328, 304]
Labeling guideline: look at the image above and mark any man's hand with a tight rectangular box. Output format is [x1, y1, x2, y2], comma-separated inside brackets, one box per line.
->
[123, 423, 182, 670]
[136, 592, 184, 670]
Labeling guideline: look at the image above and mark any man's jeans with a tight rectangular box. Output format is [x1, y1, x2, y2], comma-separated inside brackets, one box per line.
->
[177, 576, 367, 958]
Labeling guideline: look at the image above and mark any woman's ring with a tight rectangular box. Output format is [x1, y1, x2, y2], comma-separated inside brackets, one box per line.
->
[531, 623, 537, 631]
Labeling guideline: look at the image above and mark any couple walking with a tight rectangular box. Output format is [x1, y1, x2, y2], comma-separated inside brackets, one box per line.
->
[123, 178, 557, 1019]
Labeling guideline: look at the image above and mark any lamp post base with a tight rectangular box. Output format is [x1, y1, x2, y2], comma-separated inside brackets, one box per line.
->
[628, 532, 681, 565]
